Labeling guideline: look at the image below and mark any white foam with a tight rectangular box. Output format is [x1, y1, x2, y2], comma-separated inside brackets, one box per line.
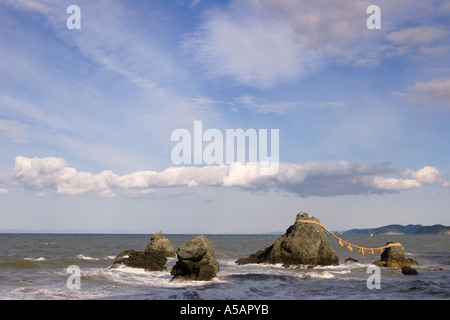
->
[105, 264, 226, 288]
[77, 254, 99, 260]
[298, 271, 335, 279]
[23, 257, 45, 262]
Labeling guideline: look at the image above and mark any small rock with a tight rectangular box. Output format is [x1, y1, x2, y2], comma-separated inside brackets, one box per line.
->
[401, 266, 418, 275]
[344, 257, 359, 263]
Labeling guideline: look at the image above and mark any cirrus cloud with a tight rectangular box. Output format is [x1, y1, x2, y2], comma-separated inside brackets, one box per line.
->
[183, 0, 447, 88]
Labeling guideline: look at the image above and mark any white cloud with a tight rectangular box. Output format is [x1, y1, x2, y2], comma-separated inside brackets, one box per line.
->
[184, 12, 309, 88]
[404, 166, 448, 186]
[184, 0, 448, 88]
[362, 176, 421, 191]
[184, 0, 386, 88]
[0, 188, 8, 194]
[387, 26, 449, 46]
[419, 45, 449, 58]
[11, 156, 442, 198]
[394, 78, 450, 107]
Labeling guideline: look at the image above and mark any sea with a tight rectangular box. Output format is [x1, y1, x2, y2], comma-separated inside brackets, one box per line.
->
[0, 233, 449, 301]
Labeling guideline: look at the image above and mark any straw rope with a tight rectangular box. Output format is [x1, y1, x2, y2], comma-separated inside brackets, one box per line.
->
[296, 219, 402, 255]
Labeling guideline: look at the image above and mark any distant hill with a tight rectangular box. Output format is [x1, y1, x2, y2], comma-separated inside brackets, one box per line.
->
[415, 224, 450, 235]
[340, 224, 450, 235]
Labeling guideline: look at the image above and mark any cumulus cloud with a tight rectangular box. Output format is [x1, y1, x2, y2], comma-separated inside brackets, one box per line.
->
[404, 166, 447, 186]
[10, 156, 447, 198]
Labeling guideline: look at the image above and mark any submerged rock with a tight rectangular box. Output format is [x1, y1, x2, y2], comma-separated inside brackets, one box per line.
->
[171, 235, 219, 281]
[236, 212, 339, 266]
[401, 266, 419, 275]
[145, 231, 175, 257]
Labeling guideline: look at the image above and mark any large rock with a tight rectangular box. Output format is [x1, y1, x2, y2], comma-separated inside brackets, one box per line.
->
[236, 212, 339, 266]
[145, 231, 175, 257]
[171, 235, 219, 281]
[113, 249, 167, 271]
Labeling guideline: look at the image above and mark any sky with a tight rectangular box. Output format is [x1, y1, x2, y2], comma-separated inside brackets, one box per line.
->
[0, 0, 449, 234]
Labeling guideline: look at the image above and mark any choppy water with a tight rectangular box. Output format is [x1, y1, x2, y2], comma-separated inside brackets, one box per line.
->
[0, 233, 449, 300]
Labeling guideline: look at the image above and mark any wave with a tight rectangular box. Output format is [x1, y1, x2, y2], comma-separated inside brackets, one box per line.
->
[23, 257, 46, 262]
[77, 254, 99, 261]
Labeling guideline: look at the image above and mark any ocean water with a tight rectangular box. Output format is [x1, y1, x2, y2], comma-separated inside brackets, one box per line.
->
[0, 233, 449, 300]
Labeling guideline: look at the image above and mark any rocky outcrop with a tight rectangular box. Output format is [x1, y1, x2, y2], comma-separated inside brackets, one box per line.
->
[145, 231, 175, 257]
[171, 235, 219, 281]
[373, 242, 419, 268]
[236, 212, 339, 266]
[113, 249, 167, 271]
[113, 231, 173, 271]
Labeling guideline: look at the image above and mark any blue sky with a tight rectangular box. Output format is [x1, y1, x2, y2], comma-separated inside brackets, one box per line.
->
[1, 0, 449, 233]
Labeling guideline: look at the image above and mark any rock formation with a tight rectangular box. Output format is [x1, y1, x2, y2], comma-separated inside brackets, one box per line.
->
[145, 231, 175, 257]
[171, 235, 219, 281]
[236, 212, 339, 266]
[373, 242, 419, 269]
[113, 231, 174, 271]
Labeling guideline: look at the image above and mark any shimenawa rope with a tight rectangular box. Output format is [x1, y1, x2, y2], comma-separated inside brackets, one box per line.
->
[296, 219, 402, 256]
